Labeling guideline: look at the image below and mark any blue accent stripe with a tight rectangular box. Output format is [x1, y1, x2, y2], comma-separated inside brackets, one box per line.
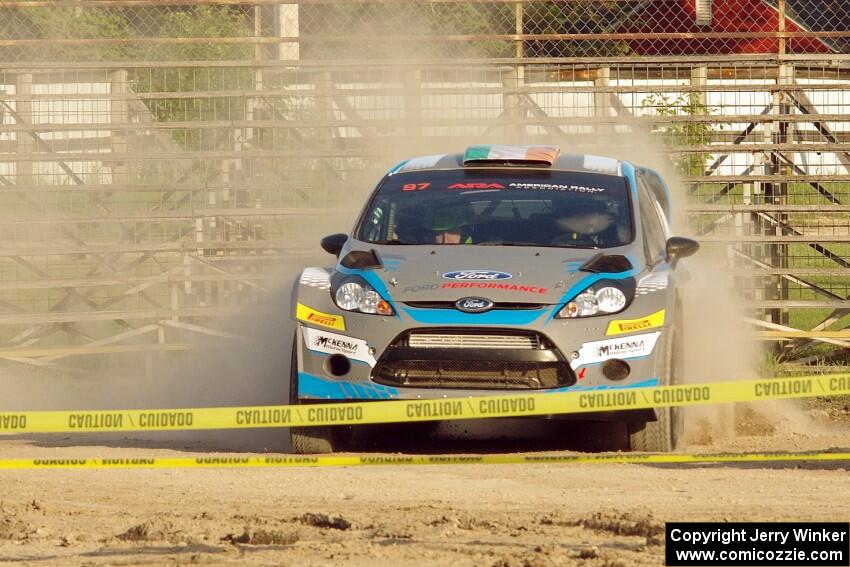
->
[548, 377, 659, 393]
[298, 372, 400, 400]
[401, 306, 546, 326]
[297, 372, 659, 401]
[387, 160, 409, 175]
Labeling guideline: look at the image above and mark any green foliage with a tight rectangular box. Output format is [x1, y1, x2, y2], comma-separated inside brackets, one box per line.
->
[1, 6, 134, 60]
[642, 92, 719, 176]
[141, 5, 253, 62]
[521, 1, 631, 57]
[128, 6, 254, 156]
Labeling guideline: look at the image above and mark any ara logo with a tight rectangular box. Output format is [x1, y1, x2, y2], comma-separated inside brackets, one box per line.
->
[443, 270, 512, 281]
[447, 183, 505, 190]
[455, 297, 494, 313]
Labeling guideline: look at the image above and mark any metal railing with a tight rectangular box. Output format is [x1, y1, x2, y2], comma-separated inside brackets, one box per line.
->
[1, 0, 849, 374]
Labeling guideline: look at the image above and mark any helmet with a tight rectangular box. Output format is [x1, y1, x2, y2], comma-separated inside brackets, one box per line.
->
[424, 206, 469, 232]
[554, 198, 614, 236]
[554, 197, 608, 217]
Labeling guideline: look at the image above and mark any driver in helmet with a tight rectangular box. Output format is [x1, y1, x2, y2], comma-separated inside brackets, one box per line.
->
[426, 207, 473, 244]
[551, 198, 616, 246]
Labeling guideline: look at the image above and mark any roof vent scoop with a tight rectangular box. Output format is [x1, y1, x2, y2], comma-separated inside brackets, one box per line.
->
[463, 145, 560, 167]
[579, 254, 633, 274]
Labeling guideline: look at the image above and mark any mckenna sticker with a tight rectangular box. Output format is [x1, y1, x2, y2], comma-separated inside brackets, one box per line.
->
[302, 328, 376, 367]
[570, 331, 661, 369]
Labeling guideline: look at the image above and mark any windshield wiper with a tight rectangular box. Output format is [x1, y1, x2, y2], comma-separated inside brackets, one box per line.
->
[476, 241, 542, 247]
[371, 238, 414, 245]
[477, 241, 600, 249]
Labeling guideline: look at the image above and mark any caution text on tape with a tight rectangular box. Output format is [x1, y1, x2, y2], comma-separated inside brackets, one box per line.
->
[1, 374, 848, 434]
[1, 451, 849, 469]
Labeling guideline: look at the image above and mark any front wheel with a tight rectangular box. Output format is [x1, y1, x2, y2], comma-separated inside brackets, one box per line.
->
[289, 333, 351, 454]
[628, 327, 683, 452]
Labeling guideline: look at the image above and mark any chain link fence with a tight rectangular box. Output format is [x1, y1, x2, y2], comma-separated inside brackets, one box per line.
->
[0, 0, 849, 373]
[0, 1, 846, 62]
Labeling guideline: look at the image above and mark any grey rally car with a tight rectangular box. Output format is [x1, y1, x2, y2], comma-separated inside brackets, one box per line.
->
[289, 145, 698, 453]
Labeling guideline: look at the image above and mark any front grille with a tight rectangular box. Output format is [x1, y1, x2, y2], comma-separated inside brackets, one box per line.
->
[404, 301, 545, 310]
[408, 332, 538, 349]
[374, 359, 568, 389]
[372, 328, 575, 390]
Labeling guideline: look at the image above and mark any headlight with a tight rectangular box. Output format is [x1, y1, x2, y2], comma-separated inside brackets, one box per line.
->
[335, 282, 364, 311]
[556, 279, 633, 319]
[332, 277, 394, 316]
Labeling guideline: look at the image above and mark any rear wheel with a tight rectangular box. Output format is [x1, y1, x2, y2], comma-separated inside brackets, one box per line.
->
[289, 333, 351, 454]
[628, 324, 683, 452]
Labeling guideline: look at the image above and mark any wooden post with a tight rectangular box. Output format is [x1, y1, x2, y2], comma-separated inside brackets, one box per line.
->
[278, 3, 300, 61]
[690, 65, 708, 110]
[109, 69, 129, 186]
[594, 67, 611, 137]
[157, 324, 166, 362]
[514, 2, 523, 59]
[404, 69, 422, 144]
[774, 64, 793, 328]
[15, 73, 33, 187]
[777, 0, 786, 57]
[501, 66, 525, 144]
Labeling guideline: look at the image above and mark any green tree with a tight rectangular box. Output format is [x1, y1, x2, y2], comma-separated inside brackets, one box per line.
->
[642, 92, 718, 176]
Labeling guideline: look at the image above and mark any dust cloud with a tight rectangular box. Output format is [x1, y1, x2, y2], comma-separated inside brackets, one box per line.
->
[2, 7, 805, 453]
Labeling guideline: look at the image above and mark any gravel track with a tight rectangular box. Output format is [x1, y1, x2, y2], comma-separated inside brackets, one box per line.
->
[0, 405, 848, 566]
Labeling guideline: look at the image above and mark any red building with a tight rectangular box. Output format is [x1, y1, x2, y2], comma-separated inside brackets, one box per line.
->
[620, 0, 840, 55]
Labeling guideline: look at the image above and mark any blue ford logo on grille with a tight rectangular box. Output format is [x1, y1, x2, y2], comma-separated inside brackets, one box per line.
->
[443, 270, 512, 280]
[455, 297, 494, 313]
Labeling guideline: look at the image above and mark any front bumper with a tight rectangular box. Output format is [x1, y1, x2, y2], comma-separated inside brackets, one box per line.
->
[294, 304, 668, 404]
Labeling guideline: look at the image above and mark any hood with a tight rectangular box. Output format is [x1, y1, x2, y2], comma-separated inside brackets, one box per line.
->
[342, 243, 627, 305]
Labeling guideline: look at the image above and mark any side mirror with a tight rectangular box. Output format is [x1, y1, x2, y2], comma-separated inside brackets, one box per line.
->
[320, 233, 348, 257]
[666, 236, 699, 267]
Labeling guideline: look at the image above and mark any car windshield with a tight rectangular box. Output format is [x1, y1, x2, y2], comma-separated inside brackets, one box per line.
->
[355, 169, 634, 248]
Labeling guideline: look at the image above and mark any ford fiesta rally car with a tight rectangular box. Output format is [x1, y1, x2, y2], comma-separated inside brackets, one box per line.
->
[290, 145, 698, 453]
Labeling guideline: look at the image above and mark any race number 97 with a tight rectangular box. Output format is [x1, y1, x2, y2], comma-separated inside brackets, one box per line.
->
[402, 183, 430, 192]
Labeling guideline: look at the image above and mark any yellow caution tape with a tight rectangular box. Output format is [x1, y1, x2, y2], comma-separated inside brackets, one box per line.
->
[1, 452, 849, 469]
[1, 373, 848, 434]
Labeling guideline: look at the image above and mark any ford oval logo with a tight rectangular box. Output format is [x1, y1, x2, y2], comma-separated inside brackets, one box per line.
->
[455, 297, 494, 313]
[442, 270, 512, 281]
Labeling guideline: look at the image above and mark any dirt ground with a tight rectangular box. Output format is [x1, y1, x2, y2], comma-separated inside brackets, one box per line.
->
[0, 402, 849, 567]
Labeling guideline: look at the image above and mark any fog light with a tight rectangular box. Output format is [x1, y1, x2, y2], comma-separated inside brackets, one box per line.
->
[376, 300, 393, 316]
[602, 359, 630, 381]
[324, 354, 351, 377]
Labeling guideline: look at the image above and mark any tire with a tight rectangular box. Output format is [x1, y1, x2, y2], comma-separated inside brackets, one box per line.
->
[289, 333, 350, 454]
[628, 322, 684, 452]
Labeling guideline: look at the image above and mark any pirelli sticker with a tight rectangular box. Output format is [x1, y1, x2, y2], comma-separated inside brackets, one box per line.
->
[606, 309, 665, 336]
[296, 303, 346, 331]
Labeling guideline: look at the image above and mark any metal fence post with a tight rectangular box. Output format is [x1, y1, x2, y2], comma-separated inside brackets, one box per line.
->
[14, 73, 33, 187]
